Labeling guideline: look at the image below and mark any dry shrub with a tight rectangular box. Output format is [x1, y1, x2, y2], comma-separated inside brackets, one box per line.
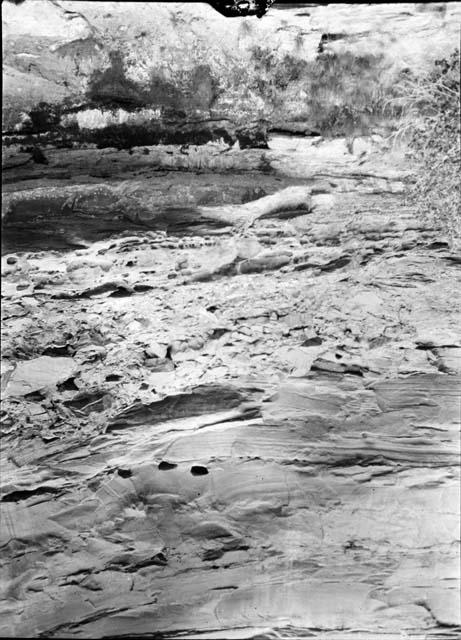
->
[244, 47, 399, 136]
[394, 50, 460, 241]
[302, 51, 396, 136]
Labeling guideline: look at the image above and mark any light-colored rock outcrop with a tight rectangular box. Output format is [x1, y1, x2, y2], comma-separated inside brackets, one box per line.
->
[3, 2, 461, 132]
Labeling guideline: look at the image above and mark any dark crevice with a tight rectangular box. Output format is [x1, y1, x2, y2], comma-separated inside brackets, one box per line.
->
[117, 468, 132, 478]
[210, 328, 230, 339]
[301, 336, 322, 347]
[190, 465, 209, 476]
[158, 461, 177, 471]
[2, 486, 63, 502]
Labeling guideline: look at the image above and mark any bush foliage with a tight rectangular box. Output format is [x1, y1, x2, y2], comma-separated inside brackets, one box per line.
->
[235, 46, 400, 135]
[396, 50, 460, 241]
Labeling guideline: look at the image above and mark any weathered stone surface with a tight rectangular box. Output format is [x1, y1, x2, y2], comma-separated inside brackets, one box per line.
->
[2, 135, 413, 253]
[3, 356, 78, 398]
[2, 150, 460, 635]
[1, 4, 460, 637]
[198, 186, 312, 227]
[3, 1, 460, 137]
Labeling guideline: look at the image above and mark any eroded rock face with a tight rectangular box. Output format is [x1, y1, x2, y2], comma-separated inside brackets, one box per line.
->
[3, 1, 460, 141]
[2, 135, 410, 250]
[1, 129, 460, 636]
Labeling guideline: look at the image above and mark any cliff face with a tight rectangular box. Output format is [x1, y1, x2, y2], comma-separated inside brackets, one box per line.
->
[3, 1, 461, 139]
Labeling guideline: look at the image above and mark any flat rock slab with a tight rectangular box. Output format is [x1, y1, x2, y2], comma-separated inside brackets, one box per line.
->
[3, 356, 77, 398]
[1, 132, 459, 640]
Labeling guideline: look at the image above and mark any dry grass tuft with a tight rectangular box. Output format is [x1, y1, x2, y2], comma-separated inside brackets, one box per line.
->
[392, 50, 460, 242]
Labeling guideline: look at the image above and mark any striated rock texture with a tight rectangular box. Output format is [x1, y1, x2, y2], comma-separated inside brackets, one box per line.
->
[1, 130, 460, 637]
[2, 135, 410, 249]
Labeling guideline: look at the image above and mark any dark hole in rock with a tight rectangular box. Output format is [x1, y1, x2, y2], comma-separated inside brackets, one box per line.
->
[57, 378, 79, 391]
[42, 344, 74, 357]
[210, 328, 229, 339]
[134, 284, 154, 292]
[158, 461, 177, 471]
[191, 465, 209, 476]
[320, 32, 346, 44]
[6, 256, 18, 265]
[426, 241, 449, 249]
[2, 486, 62, 502]
[301, 336, 322, 347]
[117, 468, 132, 478]
[24, 390, 45, 401]
[109, 287, 133, 298]
[125, 260, 136, 267]
[152, 551, 168, 566]
[106, 374, 122, 382]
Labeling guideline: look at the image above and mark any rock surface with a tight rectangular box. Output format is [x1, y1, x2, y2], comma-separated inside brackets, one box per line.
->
[1, 127, 460, 637]
[1, 2, 460, 638]
[3, 1, 461, 136]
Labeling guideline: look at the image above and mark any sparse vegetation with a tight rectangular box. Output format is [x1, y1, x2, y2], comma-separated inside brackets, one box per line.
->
[301, 52, 398, 136]
[224, 43, 460, 240]
[250, 45, 309, 91]
[394, 50, 460, 241]
[232, 47, 401, 136]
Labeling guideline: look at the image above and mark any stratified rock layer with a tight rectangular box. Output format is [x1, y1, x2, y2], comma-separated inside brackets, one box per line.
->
[3, 1, 461, 136]
[1, 130, 460, 638]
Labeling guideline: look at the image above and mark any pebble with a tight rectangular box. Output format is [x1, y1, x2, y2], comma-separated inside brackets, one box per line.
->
[188, 337, 204, 350]
[175, 256, 189, 270]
